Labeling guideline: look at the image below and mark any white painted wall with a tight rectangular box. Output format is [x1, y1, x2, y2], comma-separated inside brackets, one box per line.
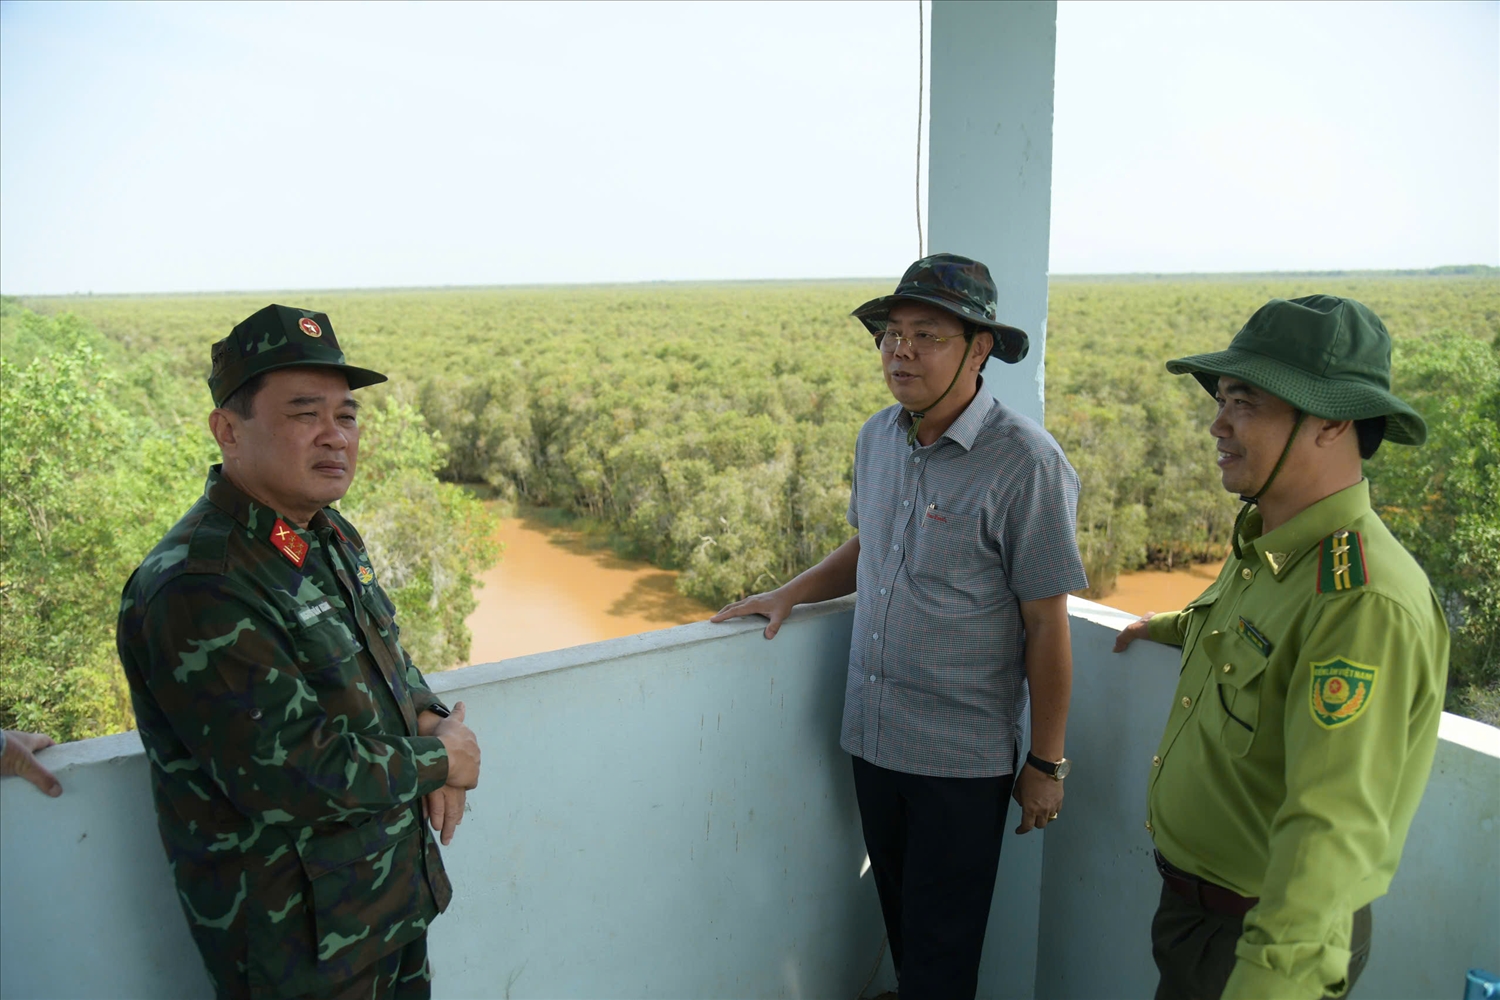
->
[928, 0, 1058, 428]
[5, 603, 1495, 1000]
[0, 600, 884, 1000]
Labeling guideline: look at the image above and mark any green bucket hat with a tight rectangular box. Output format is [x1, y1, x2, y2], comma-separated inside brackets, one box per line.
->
[1165, 294, 1426, 446]
[852, 252, 1030, 364]
[208, 304, 387, 407]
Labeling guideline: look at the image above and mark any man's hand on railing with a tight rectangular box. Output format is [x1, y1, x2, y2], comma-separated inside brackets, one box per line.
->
[710, 535, 859, 640]
[0, 729, 62, 797]
[711, 588, 798, 640]
[1112, 612, 1156, 653]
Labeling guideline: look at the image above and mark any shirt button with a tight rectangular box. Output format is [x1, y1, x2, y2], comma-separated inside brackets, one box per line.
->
[872, 633, 879, 641]
[249, 709, 263, 721]
[892, 543, 899, 550]
[1181, 696, 1192, 709]
[1152, 755, 1161, 767]
[903, 500, 911, 507]
[869, 674, 877, 683]
[912, 457, 921, 464]
[1223, 663, 1233, 673]
[1241, 567, 1253, 580]
[879, 588, 887, 595]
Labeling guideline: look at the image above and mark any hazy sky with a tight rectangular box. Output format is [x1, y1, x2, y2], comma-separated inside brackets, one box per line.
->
[1, 0, 1495, 294]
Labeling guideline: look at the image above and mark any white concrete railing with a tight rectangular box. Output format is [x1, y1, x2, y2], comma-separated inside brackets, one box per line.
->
[2, 599, 1496, 999]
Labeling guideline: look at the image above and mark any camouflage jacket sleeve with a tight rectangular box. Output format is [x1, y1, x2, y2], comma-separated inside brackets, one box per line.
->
[131, 574, 450, 825]
[399, 642, 444, 720]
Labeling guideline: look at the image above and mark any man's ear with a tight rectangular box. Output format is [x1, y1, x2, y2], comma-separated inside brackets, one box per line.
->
[971, 331, 994, 371]
[208, 409, 238, 453]
[1313, 417, 1355, 449]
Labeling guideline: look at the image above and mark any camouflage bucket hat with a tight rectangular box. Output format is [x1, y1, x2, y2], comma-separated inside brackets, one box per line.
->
[852, 252, 1030, 364]
[208, 304, 388, 406]
[1166, 294, 1426, 445]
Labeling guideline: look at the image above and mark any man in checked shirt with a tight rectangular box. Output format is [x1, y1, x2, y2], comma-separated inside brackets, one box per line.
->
[713, 254, 1087, 999]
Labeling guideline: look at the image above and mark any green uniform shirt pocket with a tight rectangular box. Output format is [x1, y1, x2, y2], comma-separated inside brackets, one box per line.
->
[1201, 628, 1269, 757]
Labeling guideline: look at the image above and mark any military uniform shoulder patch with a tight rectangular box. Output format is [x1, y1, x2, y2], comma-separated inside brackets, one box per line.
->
[1317, 529, 1368, 594]
[1310, 658, 1377, 729]
[269, 518, 309, 568]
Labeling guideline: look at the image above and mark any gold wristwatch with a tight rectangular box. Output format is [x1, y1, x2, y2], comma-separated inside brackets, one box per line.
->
[1026, 751, 1071, 781]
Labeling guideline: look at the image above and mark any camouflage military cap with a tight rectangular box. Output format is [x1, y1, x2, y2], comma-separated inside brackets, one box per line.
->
[852, 253, 1030, 364]
[1166, 295, 1427, 446]
[208, 304, 388, 406]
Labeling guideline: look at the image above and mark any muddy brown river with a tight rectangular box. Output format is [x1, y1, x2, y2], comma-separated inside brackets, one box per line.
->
[463, 509, 1224, 664]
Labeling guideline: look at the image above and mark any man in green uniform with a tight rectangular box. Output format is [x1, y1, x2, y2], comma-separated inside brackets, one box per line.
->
[117, 305, 482, 999]
[1113, 295, 1449, 999]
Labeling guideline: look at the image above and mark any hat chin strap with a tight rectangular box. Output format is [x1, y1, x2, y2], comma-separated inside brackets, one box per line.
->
[1231, 411, 1306, 560]
[905, 338, 974, 447]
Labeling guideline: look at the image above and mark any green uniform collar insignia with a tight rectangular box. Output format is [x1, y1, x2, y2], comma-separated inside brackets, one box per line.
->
[1241, 480, 1374, 583]
[1310, 658, 1377, 729]
[1318, 529, 1368, 594]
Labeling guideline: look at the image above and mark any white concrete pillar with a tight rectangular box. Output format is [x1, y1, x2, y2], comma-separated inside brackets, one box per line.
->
[929, 3, 1057, 996]
[928, 0, 1057, 431]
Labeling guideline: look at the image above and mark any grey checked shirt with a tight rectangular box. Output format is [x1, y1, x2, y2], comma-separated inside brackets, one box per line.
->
[840, 387, 1088, 778]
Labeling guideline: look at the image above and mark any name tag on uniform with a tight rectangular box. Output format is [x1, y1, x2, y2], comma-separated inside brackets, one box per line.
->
[295, 599, 333, 625]
[1236, 616, 1273, 657]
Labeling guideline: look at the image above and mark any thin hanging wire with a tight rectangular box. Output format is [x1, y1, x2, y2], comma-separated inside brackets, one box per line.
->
[916, 0, 925, 259]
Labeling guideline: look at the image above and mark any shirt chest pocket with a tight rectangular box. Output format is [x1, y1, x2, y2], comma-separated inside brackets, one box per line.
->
[293, 617, 361, 670]
[908, 508, 986, 587]
[1201, 628, 1270, 757]
[292, 619, 383, 728]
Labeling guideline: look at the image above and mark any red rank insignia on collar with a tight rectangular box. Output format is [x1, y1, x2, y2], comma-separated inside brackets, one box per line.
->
[270, 518, 309, 568]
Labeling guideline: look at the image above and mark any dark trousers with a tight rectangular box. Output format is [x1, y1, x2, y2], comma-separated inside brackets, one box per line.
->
[1152, 883, 1372, 1000]
[851, 755, 1014, 1000]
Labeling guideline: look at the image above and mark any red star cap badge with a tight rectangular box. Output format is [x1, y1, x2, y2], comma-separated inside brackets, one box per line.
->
[270, 518, 309, 568]
[298, 317, 323, 338]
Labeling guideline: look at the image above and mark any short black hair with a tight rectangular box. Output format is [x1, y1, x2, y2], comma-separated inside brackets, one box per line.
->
[221, 371, 269, 420]
[1355, 416, 1386, 460]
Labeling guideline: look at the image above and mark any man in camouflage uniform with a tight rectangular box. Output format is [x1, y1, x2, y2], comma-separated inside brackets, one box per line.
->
[1114, 295, 1449, 999]
[117, 305, 482, 999]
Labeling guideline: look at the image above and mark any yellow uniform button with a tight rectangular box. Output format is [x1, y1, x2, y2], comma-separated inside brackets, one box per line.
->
[1145, 821, 1153, 833]
[1181, 696, 1192, 709]
[1241, 567, 1253, 580]
[1152, 755, 1161, 767]
[1223, 663, 1233, 673]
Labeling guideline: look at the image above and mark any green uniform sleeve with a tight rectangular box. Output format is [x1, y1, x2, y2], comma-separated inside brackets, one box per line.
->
[1146, 610, 1187, 646]
[138, 577, 450, 826]
[1223, 591, 1440, 999]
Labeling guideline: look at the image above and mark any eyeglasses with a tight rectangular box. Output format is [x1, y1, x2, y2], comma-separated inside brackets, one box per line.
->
[873, 330, 965, 355]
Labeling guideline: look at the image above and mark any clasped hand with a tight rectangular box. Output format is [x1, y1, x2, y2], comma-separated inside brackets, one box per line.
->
[422, 702, 481, 846]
